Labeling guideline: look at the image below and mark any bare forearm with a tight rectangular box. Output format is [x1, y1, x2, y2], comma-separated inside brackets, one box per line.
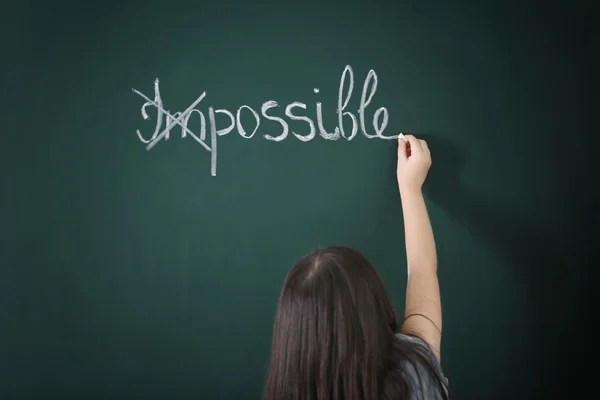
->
[401, 189, 437, 274]
[400, 188, 442, 356]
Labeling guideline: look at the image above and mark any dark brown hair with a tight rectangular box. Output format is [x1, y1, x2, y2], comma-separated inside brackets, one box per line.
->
[264, 246, 449, 400]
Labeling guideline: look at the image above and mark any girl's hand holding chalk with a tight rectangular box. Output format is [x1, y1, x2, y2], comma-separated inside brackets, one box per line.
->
[396, 133, 432, 194]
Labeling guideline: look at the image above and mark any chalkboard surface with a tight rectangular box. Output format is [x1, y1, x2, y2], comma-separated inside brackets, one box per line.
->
[1, 0, 594, 399]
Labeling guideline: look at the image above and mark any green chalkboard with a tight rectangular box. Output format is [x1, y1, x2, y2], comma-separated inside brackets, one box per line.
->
[1, 0, 594, 399]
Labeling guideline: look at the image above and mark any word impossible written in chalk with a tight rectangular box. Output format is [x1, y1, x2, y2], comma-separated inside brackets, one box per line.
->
[132, 65, 401, 176]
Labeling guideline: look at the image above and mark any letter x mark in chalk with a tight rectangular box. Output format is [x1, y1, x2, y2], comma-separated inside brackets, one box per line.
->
[132, 88, 208, 151]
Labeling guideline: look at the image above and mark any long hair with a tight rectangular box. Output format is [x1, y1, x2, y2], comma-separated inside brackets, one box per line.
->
[264, 246, 449, 400]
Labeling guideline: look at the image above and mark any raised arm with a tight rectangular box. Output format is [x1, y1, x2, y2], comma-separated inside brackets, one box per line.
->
[397, 134, 442, 360]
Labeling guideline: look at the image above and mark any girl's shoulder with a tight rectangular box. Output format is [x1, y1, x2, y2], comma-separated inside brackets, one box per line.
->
[394, 333, 450, 399]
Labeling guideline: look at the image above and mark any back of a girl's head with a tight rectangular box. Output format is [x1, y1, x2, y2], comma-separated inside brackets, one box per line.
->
[264, 246, 399, 400]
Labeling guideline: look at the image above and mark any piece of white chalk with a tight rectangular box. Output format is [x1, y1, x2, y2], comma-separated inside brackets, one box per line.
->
[398, 133, 407, 142]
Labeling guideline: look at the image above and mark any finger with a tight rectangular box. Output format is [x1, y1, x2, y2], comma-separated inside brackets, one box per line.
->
[405, 134, 422, 154]
[420, 139, 431, 163]
[397, 137, 408, 161]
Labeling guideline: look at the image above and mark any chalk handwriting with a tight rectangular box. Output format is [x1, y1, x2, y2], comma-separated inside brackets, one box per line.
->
[132, 65, 399, 176]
